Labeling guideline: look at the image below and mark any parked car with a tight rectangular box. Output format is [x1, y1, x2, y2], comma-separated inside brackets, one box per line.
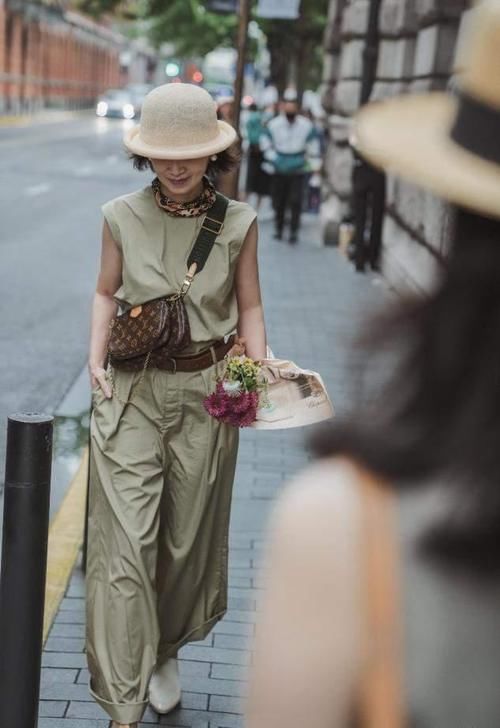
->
[96, 89, 137, 119]
[126, 83, 155, 116]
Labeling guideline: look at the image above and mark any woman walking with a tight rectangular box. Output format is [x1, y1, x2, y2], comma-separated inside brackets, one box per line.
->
[245, 103, 270, 210]
[247, 2, 500, 726]
[86, 83, 266, 728]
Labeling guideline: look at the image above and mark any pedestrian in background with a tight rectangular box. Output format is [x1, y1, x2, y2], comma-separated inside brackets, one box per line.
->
[245, 102, 270, 211]
[215, 95, 241, 198]
[261, 94, 321, 243]
[87, 83, 266, 728]
[246, 2, 500, 726]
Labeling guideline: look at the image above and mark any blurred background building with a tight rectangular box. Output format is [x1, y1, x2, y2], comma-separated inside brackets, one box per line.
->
[320, 0, 474, 291]
[0, 0, 160, 114]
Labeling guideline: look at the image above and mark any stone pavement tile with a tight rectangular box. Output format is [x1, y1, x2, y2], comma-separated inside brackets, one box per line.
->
[227, 566, 258, 578]
[39, 720, 109, 728]
[178, 645, 251, 666]
[54, 611, 86, 624]
[208, 695, 243, 714]
[225, 576, 251, 588]
[51, 622, 86, 638]
[209, 664, 249, 682]
[42, 651, 87, 669]
[227, 596, 256, 611]
[41, 667, 79, 684]
[45, 636, 85, 653]
[67, 581, 86, 597]
[58, 597, 85, 611]
[66, 692, 208, 720]
[175, 677, 247, 699]
[39, 700, 68, 717]
[158, 708, 243, 727]
[213, 634, 251, 652]
[213, 621, 254, 637]
[223, 609, 259, 624]
[42, 683, 91, 701]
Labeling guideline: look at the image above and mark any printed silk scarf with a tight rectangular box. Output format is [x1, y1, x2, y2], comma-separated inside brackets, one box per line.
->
[151, 176, 217, 217]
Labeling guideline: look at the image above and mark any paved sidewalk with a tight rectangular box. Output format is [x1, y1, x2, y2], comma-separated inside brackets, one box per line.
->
[39, 212, 383, 727]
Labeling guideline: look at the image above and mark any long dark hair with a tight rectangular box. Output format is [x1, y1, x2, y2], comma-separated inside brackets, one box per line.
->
[314, 207, 500, 572]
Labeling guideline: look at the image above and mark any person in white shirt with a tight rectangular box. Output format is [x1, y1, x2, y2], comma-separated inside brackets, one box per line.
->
[260, 99, 320, 243]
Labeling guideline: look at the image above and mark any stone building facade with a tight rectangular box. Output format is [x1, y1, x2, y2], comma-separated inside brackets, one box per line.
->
[321, 0, 474, 292]
[0, 0, 122, 114]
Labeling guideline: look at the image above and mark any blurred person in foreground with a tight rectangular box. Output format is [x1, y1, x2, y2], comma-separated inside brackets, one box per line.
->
[245, 102, 271, 210]
[260, 93, 321, 243]
[246, 2, 500, 726]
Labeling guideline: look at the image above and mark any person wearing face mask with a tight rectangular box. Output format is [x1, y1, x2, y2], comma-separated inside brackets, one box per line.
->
[260, 94, 321, 243]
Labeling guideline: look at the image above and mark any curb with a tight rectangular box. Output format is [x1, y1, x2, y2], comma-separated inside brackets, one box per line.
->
[43, 447, 88, 643]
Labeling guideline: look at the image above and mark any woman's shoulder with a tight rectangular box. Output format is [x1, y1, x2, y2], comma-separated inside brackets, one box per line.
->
[277, 457, 365, 516]
[269, 457, 377, 550]
[102, 186, 153, 216]
[226, 199, 258, 223]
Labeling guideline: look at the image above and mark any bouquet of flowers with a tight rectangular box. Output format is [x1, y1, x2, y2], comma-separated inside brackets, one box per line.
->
[203, 355, 267, 428]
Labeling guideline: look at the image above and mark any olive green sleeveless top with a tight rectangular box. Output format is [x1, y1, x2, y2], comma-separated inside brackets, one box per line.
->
[101, 186, 257, 354]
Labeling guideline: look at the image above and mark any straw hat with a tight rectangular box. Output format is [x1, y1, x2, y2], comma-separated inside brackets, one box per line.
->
[124, 83, 237, 160]
[352, 0, 500, 220]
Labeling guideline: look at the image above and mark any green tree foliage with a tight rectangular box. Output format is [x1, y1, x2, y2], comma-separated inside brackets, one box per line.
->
[75, 0, 329, 95]
[147, 0, 238, 56]
[259, 0, 329, 97]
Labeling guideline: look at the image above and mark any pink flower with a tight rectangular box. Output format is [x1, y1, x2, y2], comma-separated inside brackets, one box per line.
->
[204, 383, 259, 428]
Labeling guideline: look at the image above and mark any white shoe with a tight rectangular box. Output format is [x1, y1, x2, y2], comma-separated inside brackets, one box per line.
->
[149, 657, 182, 714]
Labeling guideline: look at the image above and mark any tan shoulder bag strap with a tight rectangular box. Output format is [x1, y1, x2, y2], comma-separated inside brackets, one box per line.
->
[356, 466, 404, 728]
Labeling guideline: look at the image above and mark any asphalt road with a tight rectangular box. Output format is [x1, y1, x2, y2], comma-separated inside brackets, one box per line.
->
[0, 113, 143, 477]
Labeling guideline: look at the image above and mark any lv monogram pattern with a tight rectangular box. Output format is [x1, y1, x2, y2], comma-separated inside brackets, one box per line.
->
[108, 295, 191, 371]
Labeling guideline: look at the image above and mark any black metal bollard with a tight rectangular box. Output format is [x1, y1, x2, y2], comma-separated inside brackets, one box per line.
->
[0, 413, 53, 728]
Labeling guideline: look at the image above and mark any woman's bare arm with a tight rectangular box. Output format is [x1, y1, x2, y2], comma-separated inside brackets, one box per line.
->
[246, 458, 365, 728]
[234, 219, 267, 361]
[88, 220, 122, 397]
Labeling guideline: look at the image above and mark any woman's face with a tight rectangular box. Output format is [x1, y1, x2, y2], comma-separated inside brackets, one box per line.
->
[149, 156, 210, 201]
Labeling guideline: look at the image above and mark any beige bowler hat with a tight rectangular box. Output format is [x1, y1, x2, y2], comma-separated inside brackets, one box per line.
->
[353, 0, 500, 220]
[124, 83, 237, 160]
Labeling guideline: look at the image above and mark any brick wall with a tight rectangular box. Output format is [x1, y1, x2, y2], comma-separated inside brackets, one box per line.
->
[0, 2, 122, 114]
[321, 0, 473, 292]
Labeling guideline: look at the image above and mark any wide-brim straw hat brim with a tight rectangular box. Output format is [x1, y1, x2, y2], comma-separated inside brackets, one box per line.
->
[124, 119, 237, 160]
[353, 92, 500, 220]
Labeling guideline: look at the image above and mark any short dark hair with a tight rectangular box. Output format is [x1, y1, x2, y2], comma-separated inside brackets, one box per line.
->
[129, 145, 240, 176]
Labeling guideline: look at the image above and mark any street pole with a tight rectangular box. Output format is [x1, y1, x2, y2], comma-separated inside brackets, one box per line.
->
[233, 0, 251, 134]
[231, 0, 251, 198]
[0, 413, 53, 728]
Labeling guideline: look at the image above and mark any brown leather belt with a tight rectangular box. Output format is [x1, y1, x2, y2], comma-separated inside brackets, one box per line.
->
[155, 335, 235, 373]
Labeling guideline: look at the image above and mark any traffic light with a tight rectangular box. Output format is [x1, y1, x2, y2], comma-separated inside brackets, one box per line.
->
[165, 60, 181, 78]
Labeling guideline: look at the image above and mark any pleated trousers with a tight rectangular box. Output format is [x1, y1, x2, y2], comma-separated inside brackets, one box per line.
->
[85, 364, 239, 724]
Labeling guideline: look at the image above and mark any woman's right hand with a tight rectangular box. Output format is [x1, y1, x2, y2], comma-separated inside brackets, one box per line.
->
[89, 364, 113, 399]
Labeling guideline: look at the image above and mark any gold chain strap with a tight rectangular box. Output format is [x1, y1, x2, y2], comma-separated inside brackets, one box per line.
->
[106, 350, 152, 406]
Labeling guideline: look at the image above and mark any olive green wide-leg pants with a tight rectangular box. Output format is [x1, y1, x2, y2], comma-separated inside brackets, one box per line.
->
[85, 365, 239, 724]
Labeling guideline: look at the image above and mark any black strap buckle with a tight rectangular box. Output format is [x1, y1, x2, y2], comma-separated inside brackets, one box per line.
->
[201, 215, 224, 235]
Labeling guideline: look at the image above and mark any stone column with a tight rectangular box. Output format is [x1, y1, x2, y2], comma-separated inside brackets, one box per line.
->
[321, 0, 472, 291]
